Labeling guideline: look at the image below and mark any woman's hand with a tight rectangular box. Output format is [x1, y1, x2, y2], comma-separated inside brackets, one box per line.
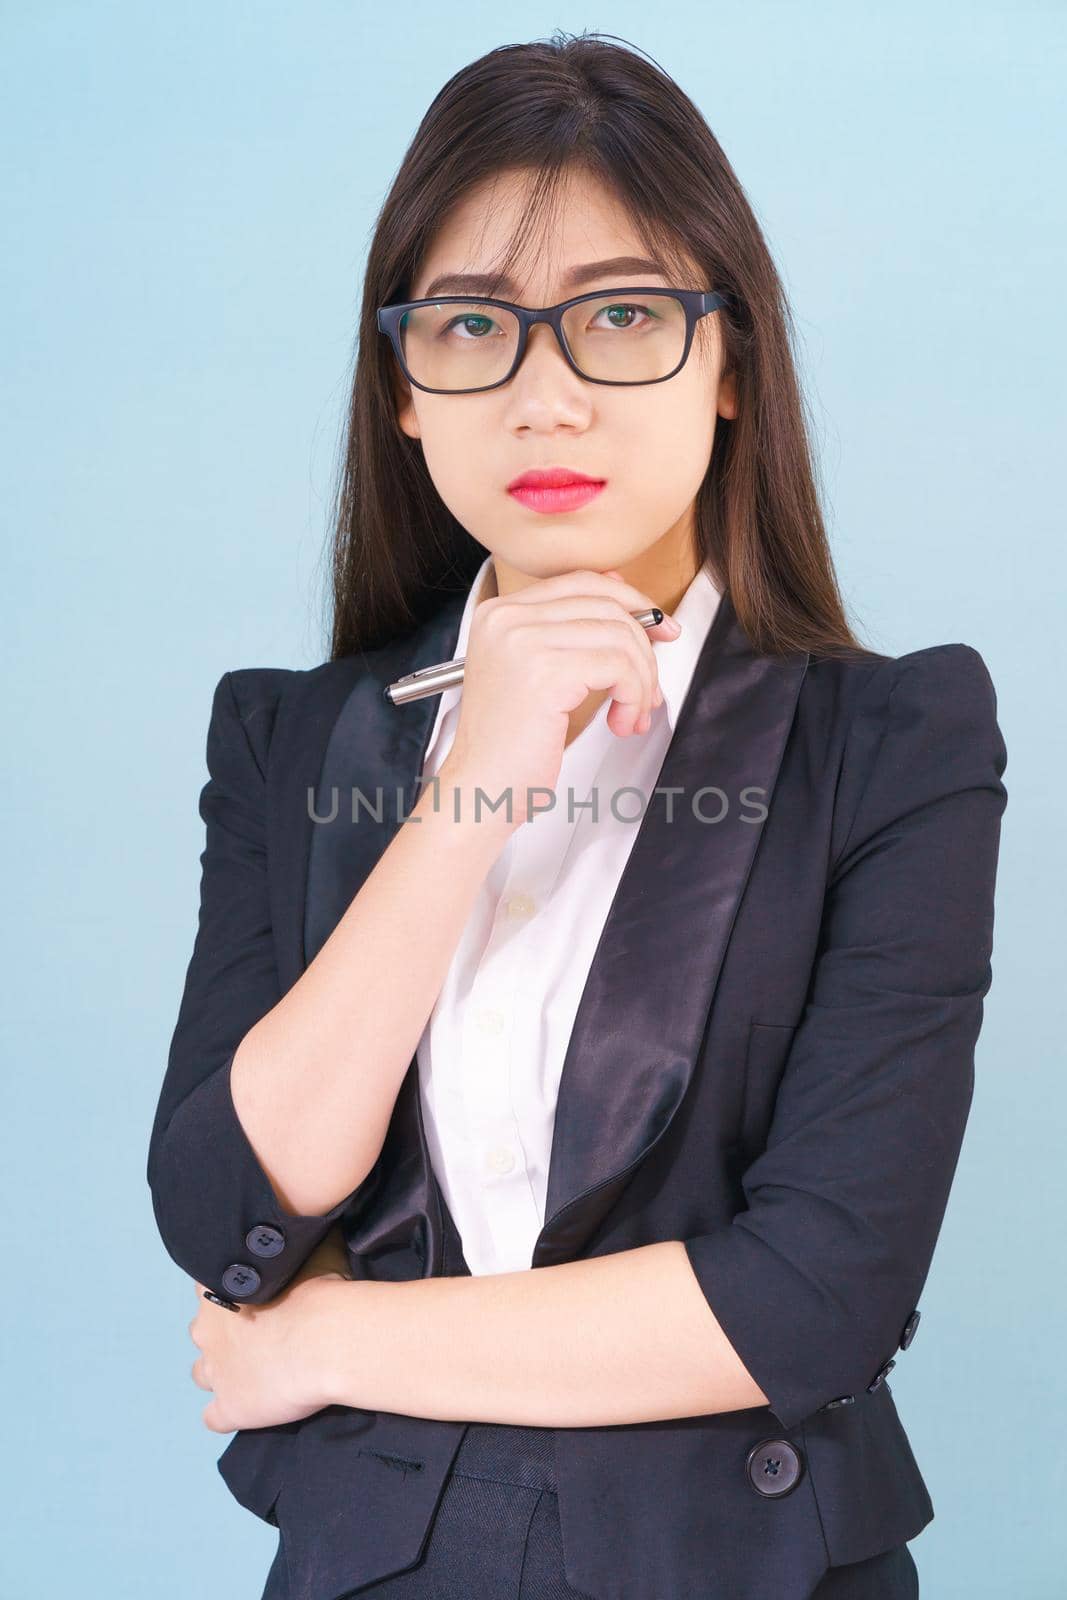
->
[189, 1228, 351, 1433]
[439, 568, 680, 822]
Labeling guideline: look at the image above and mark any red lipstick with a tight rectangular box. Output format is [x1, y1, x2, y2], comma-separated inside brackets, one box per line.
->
[507, 466, 607, 515]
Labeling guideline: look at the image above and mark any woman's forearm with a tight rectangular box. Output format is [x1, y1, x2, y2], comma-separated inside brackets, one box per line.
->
[312, 1242, 769, 1426]
[230, 766, 513, 1217]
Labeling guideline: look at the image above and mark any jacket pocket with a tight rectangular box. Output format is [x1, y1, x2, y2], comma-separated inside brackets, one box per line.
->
[738, 1021, 798, 1156]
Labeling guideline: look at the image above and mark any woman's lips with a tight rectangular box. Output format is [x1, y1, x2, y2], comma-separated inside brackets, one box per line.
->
[507, 480, 606, 514]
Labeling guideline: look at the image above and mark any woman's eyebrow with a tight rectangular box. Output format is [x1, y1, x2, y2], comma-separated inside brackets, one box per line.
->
[421, 255, 668, 298]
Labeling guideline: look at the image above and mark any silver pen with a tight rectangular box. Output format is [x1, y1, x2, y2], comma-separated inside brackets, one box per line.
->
[383, 606, 665, 705]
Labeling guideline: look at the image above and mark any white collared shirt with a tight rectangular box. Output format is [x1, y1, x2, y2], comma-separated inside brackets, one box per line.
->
[415, 554, 723, 1274]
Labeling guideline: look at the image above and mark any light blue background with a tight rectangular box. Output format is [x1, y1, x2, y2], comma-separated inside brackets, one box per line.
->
[2, 3, 1061, 1595]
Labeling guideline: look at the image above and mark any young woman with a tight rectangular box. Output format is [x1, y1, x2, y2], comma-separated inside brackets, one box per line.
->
[148, 32, 1008, 1600]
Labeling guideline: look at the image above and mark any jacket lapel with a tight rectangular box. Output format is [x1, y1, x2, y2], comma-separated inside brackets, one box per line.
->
[533, 596, 808, 1263]
[285, 587, 808, 1275]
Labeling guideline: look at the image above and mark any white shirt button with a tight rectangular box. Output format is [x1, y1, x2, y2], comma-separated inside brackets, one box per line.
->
[485, 1145, 516, 1174]
[475, 1007, 505, 1035]
[506, 893, 537, 919]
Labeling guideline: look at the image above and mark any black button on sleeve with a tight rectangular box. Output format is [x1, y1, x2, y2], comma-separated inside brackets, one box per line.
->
[221, 1262, 262, 1299]
[246, 1224, 286, 1258]
[866, 1357, 896, 1393]
[821, 1394, 855, 1411]
[900, 1308, 921, 1350]
[203, 1289, 240, 1311]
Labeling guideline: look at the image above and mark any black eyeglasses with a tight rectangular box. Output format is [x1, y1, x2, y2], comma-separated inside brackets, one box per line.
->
[376, 286, 734, 395]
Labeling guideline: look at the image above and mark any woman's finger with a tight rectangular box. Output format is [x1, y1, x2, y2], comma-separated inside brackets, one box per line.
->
[202, 1398, 229, 1434]
[490, 566, 662, 623]
[515, 616, 659, 733]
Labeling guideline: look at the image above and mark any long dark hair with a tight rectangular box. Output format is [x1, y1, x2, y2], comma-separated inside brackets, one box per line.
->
[327, 30, 870, 663]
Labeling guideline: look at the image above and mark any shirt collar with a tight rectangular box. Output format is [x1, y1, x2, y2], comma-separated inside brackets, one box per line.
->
[652, 561, 722, 731]
[422, 553, 722, 765]
[422, 554, 496, 768]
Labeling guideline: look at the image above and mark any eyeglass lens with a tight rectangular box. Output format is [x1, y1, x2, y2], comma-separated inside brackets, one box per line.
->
[397, 293, 689, 390]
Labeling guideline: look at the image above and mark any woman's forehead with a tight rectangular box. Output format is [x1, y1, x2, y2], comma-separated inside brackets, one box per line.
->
[413, 173, 692, 299]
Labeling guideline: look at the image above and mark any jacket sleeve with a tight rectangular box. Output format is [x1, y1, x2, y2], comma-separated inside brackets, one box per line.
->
[683, 643, 1008, 1431]
[147, 669, 366, 1306]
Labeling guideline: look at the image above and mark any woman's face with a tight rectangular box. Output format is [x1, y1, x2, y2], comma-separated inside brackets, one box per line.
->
[393, 166, 737, 593]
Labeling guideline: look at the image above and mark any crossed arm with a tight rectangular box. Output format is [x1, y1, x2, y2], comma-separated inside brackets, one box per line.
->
[187, 1220, 766, 1433]
[303, 1234, 767, 1427]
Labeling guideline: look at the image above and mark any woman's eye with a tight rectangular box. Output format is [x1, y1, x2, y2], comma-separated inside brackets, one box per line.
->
[591, 302, 654, 331]
[442, 314, 497, 339]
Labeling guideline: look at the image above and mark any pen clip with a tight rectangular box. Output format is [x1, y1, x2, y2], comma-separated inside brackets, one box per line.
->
[395, 656, 466, 685]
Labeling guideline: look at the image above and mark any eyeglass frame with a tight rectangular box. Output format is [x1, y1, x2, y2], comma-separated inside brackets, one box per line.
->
[375, 286, 735, 395]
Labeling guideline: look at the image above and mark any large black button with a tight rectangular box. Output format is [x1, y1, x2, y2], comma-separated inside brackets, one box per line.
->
[899, 1308, 921, 1350]
[221, 1262, 262, 1298]
[246, 1224, 286, 1258]
[867, 1357, 896, 1393]
[821, 1394, 855, 1411]
[746, 1438, 804, 1498]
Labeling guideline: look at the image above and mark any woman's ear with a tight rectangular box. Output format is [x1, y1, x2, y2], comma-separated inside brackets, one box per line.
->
[717, 367, 739, 421]
[391, 362, 421, 440]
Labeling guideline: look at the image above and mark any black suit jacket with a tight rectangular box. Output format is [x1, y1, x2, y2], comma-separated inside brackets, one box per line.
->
[147, 587, 1008, 1600]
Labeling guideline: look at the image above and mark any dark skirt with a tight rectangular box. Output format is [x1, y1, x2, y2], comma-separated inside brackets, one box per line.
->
[262, 1418, 919, 1598]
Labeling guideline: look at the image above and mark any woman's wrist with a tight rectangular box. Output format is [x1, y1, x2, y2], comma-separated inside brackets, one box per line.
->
[413, 759, 522, 843]
[299, 1273, 363, 1411]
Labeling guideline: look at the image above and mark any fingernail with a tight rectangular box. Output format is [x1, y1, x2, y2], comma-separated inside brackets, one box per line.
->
[662, 617, 682, 635]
